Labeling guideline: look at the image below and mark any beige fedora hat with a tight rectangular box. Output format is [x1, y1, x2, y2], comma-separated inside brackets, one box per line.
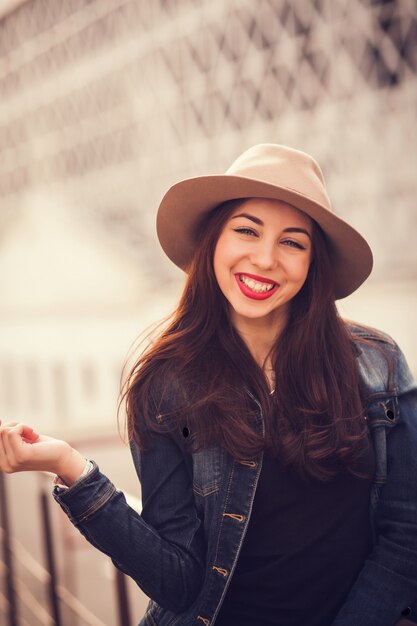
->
[156, 143, 373, 299]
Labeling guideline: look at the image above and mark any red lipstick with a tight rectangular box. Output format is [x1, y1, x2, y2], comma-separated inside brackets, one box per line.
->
[235, 273, 279, 301]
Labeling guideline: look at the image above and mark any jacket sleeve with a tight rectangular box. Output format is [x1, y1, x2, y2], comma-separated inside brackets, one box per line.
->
[53, 425, 206, 613]
[333, 344, 417, 626]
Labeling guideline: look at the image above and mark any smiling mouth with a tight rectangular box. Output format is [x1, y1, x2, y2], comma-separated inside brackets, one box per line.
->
[235, 273, 279, 300]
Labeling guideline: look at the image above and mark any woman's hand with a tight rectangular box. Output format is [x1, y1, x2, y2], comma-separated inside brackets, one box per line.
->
[0, 420, 87, 485]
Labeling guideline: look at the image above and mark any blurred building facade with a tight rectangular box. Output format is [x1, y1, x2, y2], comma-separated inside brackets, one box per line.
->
[0, 0, 416, 430]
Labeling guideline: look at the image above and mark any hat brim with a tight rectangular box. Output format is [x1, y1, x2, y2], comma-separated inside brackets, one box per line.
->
[156, 174, 373, 300]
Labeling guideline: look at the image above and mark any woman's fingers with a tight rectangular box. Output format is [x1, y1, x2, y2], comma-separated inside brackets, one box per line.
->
[1, 424, 27, 472]
[0, 423, 40, 473]
[0, 422, 39, 441]
[21, 426, 39, 442]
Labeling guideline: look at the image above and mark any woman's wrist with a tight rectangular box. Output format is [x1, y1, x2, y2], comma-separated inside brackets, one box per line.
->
[55, 447, 88, 486]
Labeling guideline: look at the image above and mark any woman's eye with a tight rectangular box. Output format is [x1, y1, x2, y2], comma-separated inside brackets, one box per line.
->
[282, 239, 306, 250]
[234, 227, 257, 236]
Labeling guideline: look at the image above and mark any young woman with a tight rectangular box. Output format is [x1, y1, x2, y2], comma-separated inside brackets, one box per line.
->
[1, 144, 416, 626]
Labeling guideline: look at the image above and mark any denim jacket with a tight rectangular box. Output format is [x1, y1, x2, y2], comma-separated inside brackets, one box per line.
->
[54, 325, 417, 626]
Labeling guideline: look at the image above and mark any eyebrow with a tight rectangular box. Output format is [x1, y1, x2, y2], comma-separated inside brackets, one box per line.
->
[231, 213, 312, 239]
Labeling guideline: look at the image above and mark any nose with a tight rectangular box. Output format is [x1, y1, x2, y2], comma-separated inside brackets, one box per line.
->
[250, 240, 278, 271]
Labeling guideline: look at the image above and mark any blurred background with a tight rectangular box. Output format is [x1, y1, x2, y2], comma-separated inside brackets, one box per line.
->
[0, 0, 416, 624]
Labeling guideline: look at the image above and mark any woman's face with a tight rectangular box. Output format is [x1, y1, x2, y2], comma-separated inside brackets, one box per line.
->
[213, 198, 313, 336]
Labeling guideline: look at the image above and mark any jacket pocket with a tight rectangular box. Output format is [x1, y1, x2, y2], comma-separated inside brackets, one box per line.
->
[192, 447, 221, 497]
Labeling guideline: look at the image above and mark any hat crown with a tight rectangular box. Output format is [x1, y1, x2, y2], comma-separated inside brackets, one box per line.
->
[226, 143, 331, 212]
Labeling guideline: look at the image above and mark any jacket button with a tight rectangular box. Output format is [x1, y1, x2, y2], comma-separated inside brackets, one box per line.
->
[212, 566, 228, 577]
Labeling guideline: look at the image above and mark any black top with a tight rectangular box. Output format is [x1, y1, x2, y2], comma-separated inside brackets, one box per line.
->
[215, 446, 374, 626]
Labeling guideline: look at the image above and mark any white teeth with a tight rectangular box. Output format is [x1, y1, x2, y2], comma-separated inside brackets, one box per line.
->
[239, 275, 275, 293]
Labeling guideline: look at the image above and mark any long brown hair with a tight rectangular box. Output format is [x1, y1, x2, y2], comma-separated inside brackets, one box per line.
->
[123, 199, 369, 480]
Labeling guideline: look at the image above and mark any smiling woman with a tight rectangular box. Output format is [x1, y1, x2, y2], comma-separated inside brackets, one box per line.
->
[1, 144, 416, 626]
